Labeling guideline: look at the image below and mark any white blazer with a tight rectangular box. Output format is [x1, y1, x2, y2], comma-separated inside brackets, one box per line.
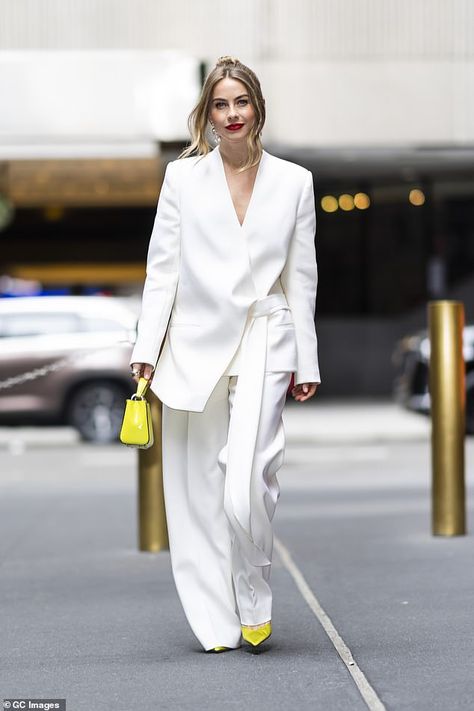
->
[130, 144, 321, 412]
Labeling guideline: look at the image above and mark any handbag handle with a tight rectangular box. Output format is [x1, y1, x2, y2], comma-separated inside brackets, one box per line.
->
[132, 376, 153, 400]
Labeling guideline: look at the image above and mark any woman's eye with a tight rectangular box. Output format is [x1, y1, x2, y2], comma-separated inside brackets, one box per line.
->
[214, 99, 248, 109]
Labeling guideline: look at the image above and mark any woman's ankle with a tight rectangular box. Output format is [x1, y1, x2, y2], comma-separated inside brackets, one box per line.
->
[242, 619, 271, 630]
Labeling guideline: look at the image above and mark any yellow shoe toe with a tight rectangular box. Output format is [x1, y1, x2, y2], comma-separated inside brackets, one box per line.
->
[241, 621, 272, 647]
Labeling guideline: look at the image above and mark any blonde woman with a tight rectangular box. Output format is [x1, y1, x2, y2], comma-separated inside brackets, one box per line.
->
[130, 56, 321, 653]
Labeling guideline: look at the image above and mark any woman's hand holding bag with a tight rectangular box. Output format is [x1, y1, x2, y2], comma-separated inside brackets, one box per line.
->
[119, 375, 155, 449]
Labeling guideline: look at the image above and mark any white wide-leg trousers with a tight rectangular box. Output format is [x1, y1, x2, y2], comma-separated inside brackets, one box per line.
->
[161, 370, 292, 651]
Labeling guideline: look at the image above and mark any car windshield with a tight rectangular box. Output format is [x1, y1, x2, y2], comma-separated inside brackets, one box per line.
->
[80, 317, 127, 332]
[0, 312, 129, 337]
[0, 313, 79, 337]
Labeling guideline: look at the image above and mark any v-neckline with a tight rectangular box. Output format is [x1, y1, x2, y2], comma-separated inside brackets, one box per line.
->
[215, 145, 266, 230]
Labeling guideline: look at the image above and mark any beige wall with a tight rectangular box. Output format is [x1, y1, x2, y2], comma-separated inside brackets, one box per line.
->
[1, 0, 473, 146]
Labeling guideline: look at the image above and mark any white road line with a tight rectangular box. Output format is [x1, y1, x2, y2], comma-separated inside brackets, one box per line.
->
[274, 536, 386, 711]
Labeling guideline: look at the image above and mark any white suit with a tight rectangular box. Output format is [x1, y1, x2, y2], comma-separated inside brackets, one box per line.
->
[130, 144, 321, 650]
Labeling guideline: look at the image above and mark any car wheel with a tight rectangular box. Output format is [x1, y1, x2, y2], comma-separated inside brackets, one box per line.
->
[66, 380, 128, 443]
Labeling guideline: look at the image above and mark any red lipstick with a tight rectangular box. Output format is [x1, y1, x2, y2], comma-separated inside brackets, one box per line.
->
[225, 123, 244, 131]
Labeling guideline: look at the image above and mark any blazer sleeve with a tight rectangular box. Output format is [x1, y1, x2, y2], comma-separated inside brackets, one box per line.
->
[280, 169, 321, 385]
[129, 160, 181, 368]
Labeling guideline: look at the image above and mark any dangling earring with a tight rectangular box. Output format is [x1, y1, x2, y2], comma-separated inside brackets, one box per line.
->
[210, 122, 221, 144]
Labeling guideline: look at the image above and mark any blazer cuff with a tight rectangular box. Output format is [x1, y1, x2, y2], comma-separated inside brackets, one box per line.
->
[295, 366, 321, 386]
[129, 346, 159, 369]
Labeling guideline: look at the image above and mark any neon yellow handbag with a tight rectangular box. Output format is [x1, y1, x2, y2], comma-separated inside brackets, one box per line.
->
[119, 376, 154, 449]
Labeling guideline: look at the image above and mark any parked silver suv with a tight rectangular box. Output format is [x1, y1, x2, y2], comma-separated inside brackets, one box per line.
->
[0, 295, 139, 442]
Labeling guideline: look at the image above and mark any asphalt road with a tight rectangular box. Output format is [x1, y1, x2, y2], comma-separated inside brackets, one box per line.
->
[1, 403, 473, 710]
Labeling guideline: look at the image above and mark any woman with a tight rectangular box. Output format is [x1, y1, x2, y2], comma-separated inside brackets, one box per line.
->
[130, 55, 321, 653]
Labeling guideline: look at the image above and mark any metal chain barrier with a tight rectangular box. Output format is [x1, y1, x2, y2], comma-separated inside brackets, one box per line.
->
[0, 339, 134, 391]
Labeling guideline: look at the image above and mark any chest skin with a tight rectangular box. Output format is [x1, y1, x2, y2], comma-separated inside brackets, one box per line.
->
[221, 159, 260, 228]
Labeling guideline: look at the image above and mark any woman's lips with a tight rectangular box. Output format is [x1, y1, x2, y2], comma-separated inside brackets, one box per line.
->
[225, 124, 244, 131]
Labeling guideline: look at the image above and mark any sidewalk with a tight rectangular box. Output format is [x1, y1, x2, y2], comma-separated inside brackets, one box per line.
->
[278, 437, 474, 710]
[282, 398, 431, 444]
[0, 404, 472, 710]
[0, 399, 431, 450]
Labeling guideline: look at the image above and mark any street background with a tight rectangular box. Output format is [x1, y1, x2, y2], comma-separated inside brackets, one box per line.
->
[1, 1, 474, 709]
[1, 402, 473, 710]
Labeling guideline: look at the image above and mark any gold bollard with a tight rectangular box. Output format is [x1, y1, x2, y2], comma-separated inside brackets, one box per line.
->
[138, 388, 169, 551]
[428, 300, 466, 536]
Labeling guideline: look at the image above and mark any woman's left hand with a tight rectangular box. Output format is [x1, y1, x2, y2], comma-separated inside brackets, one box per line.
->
[291, 382, 319, 402]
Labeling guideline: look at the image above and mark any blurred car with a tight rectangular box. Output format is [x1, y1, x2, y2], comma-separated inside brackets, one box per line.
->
[0, 295, 139, 442]
[392, 325, 474, 434]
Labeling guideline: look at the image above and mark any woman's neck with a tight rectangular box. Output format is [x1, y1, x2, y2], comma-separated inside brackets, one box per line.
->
[218, 141, 250, 170]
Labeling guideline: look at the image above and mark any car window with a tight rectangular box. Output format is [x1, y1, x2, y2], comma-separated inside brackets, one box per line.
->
[0, 313, 80, 337]
[80, 317, 127, 332]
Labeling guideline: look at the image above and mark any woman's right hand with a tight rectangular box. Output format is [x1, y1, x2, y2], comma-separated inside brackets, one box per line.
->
[130, 362, 155, 386]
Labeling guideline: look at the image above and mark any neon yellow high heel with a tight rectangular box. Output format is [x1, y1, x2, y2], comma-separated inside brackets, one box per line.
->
[241, 621, 272, 647]
[212, 646, 229, 652]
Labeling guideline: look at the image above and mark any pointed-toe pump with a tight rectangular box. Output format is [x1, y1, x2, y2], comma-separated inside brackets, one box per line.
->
[241, 621, 272, 647]
[207, 645, 237, 653]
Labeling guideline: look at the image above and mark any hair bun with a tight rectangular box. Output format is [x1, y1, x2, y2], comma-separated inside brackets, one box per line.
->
[216, 55, 240, 67]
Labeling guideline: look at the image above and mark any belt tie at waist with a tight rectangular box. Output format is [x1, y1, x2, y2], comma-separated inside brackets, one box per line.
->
[223, 293, 290, 566]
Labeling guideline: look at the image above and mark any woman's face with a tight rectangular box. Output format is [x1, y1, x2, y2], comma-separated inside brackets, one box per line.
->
[209, 77, 256, 145]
